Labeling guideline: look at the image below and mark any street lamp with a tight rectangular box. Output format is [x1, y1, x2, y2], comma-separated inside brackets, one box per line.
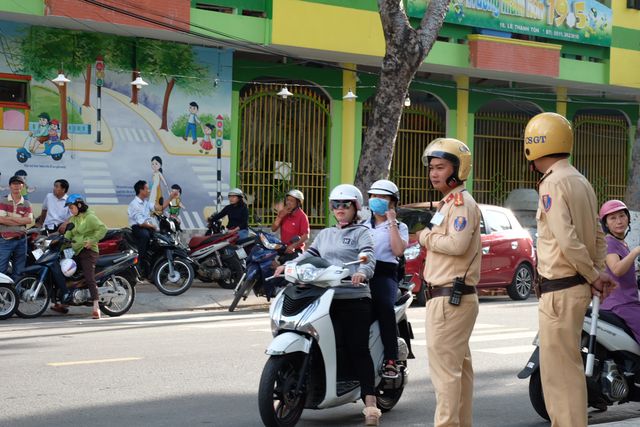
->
[52, 72, 71, 86]
[343, 88, 357, 101]
[277, 85, 293, 99]
[131, 74, 149, 90]
[404, 96, 411, 107]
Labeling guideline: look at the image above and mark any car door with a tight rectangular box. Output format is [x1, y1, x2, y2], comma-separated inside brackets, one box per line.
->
[480, 208, 517, 285]
[479, 212, 496, 285]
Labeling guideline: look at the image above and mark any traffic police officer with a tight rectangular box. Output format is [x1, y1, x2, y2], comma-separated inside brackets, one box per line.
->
[524, 112, 612, 427]
[418, 138, 481, 427]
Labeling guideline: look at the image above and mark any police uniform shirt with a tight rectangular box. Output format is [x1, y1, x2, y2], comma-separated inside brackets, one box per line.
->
[536, 159, 605, 283]
[419, 186, 481, 287]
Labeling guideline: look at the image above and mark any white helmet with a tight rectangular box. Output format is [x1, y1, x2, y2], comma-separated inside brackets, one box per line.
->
[286, 189, 304, 204]
[228, 188, 244, 198]
[60, 258, 77, 277]
[329, 184, 363, 210]
[368, 179, 399, 202]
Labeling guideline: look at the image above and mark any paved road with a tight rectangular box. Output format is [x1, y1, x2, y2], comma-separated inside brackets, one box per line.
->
[1, 296, 639, 426]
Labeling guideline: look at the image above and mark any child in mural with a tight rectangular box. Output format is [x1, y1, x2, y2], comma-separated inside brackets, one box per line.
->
[150, 156, 169, 215]
[14, 170, 36, 200]
[183, 101, 201, 144]
[199, 123, 214, 154]
[168, 184, 185, 224]
[28, 112, 51, 153]
[48, 119, 60, 146]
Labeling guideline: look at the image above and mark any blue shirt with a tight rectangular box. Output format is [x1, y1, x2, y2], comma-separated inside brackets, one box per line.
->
[364, 219, 409, 264]
[128, 196, 154, 226]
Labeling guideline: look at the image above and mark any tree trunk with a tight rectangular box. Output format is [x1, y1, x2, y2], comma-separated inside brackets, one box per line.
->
[160, 78, 176, 131]
[58, 83, 69, 140]
[83, 64, 91, 107]
[131, 70, 139, 105]
[354, 0, 450, 194]
[625, 118, 640, 209]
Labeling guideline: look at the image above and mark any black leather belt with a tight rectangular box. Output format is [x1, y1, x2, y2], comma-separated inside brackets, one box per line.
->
[427, 285, 476, 300]
[536, 274, 586, 296]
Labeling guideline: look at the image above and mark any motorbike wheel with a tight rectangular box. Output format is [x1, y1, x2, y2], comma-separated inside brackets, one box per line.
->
[529, 370, 550, 421]
[219, 262, 244, 290]
[16, 152, 28, 163]
[376, 386, 405, 413]
[152, 257, 194, 296]
[15, 275, 50, 319]
[99, 276, 136, 317]
[0, 283, 19, 320]
[228, 275, 255, 312]
[258, 355, 306, 427]
[51, 153, 63, 161]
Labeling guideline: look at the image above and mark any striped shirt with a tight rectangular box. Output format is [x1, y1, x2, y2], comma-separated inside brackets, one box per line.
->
[0, 194, 33, 235]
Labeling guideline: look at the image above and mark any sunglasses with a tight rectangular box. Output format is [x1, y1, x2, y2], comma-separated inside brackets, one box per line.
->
[330, 200, 353, 210]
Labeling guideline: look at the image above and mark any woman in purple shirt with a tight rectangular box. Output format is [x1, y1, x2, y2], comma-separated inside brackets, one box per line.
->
[599, 200, 640, 343]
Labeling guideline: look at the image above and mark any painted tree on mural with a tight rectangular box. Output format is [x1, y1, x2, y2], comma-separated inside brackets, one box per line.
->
[19, 27, 105, 139]
[106, 37, 207, 130]
[354, 0, 450, 192]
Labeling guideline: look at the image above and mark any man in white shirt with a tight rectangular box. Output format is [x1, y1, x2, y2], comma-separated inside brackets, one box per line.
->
[36, 179, 71, 233]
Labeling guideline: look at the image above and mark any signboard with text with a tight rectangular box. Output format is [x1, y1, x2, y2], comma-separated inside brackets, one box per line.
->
[408, 0, 612, 47]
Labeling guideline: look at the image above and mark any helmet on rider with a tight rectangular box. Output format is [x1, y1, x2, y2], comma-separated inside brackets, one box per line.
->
[65, 193, 85, 206]
[60, 258, 77, 277]
[422, 138, 472, 187]
[286, 189, 304, 205]
[599, 200, 631, 236]
[523, 112, 573, 161]
[228, 188, 244, 198]
[329, 184, 363, 210]
[367, 180, 399, 202]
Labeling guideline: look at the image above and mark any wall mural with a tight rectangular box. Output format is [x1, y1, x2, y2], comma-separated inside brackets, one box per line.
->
[0, 22, 232, 228]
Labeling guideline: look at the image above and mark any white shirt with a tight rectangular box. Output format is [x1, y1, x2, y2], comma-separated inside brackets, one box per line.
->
[364, 218, 409, 264]
[128, 196, 155, 226]
[42, 193, 71, 229]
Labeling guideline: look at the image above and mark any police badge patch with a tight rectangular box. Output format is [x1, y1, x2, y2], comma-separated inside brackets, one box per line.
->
[542, 194, 552, 212]
[453, 216, 467, 231]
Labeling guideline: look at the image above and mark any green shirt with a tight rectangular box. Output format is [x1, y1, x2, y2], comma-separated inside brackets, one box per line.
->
[65, 209, 107, 254]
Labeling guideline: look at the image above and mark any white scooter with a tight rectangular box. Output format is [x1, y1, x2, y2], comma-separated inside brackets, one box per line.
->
[258, 256, 414, 427]
[0, 272, 19, 320]
[518, 301, 640, 420]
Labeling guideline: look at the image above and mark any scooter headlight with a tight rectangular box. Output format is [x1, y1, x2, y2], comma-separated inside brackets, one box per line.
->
[404, 243, 421, 261]
[296, 264, 322, 282]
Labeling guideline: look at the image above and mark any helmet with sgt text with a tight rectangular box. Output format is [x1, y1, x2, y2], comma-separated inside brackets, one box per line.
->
[368, 179, 400, 202]
[60, 258, 77, 277]
[286, 189, 304, 205]
[524, 112, 573, 161]
[422, 138, 472, 186]
[329, 184, 363, 210]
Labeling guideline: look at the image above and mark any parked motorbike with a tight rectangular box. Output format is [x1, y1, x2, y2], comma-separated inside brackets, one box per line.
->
[0, 273, 19, 320]
[14, 225, 138, 319]
[518, 305, 640, 420]
[187, 219, 253, 289]
[228, 228, 297, 312]
[16, 135, 65, 163]
[257, 256, 413, 426]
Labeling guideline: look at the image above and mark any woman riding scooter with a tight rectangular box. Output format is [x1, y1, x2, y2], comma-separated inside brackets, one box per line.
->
[275, 184, 381, 425]
[598, 200, 640, 343]
[209, 188, 249, 239]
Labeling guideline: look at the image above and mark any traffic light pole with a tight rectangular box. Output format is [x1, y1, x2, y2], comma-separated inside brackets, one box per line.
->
[96, 85, 102, 145]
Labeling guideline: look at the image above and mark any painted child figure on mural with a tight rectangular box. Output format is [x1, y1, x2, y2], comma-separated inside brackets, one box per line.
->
[183, 101, 200, 144]
[28, 112, 51, 153]
[199, 123, 214, 154]
[168, 184, 185, 224]
[48, 119, 60, 146]
[14, 170, 36, 200]
[150, 156, 169, 215]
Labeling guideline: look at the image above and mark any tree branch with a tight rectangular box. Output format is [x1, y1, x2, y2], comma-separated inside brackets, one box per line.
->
[417, 0, 451, 57]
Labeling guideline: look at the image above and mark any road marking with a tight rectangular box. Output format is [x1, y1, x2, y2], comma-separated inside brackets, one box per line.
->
[86, 197, 119, 204]
[48, 357, 142, 367]
[82, 161, 109, 169]
[473, 323, 502, 329]
[124, 128, 135, 141]
[144, 129, 155, 142]
[83, 171, 112, 177]
[472, 327, 529, 335]
[181, 211, 195, 229]
[193, 166, 214, 173]
[469, 331, 537, 343]
[85, 188, 116, 194]
[199, 175, 219, 181]
[192, 211, 205, 228]
[475, 345, 535, 355]
[188, 320, 268, 329]
[83, 179, 114, 186]
[188, 158, 212, 165]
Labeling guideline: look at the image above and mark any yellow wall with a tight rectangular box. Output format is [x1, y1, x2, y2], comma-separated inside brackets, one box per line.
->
[272, 0, 385, 56]
[609, 4, 640, 89]
[612, 2, 640, 29]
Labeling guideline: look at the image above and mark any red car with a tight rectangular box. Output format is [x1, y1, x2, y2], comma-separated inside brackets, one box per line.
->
[398, 203, 536, 305]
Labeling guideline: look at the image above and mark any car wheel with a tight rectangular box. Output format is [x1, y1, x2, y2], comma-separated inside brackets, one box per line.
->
[507, 263, 533, 300]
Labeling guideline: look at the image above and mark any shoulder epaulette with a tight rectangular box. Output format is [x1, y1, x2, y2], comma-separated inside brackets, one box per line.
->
[454, 193, 464, 206]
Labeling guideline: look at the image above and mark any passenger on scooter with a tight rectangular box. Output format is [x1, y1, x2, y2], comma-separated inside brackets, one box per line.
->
[275, 184, 381, 425]
[599, 200, 640, 343]
[271, 189, 309, 260]
[364, 180, 408, 379]
[208, 188, 249, 239]
[64, 194, 107, 319]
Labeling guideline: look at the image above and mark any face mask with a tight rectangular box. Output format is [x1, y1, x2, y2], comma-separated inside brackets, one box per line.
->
[369, 198, 389, 216]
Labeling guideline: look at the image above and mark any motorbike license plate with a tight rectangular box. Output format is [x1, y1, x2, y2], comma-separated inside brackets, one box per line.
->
[32, 248, 44, 260]
[63, 248, 75, 259]
[235, 248, 247, 259]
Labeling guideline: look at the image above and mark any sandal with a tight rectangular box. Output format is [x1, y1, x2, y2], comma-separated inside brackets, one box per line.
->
[382, 360, 399, 378]
[50, 304, 69, 314]
[362, 406, 382, 426]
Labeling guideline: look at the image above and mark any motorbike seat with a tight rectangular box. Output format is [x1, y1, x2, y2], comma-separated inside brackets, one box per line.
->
[395, 292, 412, 306]
[189, 233, 231, 249]
[96, 253, 132, 267]
[237, 236, 256, 245]
[586, 308, 636, 338]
